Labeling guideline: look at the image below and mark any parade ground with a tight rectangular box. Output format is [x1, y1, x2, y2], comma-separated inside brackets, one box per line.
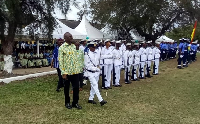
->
[0, 55, 200, 124]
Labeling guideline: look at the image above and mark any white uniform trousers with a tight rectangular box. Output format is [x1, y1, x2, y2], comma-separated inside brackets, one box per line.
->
[104, 64, 113, 87]
[138, 62, 145, 78]
[114, 65, 121, 85]
[99, 65, 103, 74]
[153, 59, 160, 74]
[124, 65, 131, 82]
[132, 65, 138, 80]
[88, 75, 103, 102]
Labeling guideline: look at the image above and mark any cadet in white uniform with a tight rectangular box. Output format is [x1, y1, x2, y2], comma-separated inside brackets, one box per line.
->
[152, 42, 161, 75]
[145, 41, 153, 78]
[131, 43, 140, 81]
[138, 43, 147, 79]
[79, 39, 87, 52]
[84, 42, 107, 106]
[124, 43, 133, 84]
[120, 40, 127, 69]
[112, 41, 122, 87]
[100, 39, 113, 89]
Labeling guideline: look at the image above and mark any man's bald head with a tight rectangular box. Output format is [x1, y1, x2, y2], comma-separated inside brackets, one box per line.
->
[64, 32, 73, 44]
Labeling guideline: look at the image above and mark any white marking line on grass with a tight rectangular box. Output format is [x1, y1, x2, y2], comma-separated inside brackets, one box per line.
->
[0, 70, 57, 84]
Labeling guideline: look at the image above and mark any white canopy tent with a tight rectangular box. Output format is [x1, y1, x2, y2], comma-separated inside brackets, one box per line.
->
[75, 16, 110, 40]
[130, 30, 145, 41]
[53, 19, 86, 40]
[156, 35, 174, 43]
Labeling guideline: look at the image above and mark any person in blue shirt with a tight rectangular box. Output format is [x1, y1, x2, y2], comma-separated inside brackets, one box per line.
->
[169, 42, 174, 59]
[161, 42, 167, 61]
[182, 38, 189, 67]
[173, 41, 178, 58]
[177, 39, 184, 69]
[160, 41, 164, 61]
[51, 39, 64, 92]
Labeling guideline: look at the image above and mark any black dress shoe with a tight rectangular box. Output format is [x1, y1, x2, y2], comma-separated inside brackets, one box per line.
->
[56, 89, 60, 92]
[65, 103, 72, 109]
[72, 104, 82, 109]
[108, 87, 112, 89]
[114, 85, 118, 87]
[117, 85, 122, 87]
[125, 81, 131, 84]
[88, 100, 97, 104]
[100, 100, 107, 106]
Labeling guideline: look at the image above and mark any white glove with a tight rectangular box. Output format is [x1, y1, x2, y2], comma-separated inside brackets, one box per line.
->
[96, 68, 100, 72]
[180, 55, 184, 58]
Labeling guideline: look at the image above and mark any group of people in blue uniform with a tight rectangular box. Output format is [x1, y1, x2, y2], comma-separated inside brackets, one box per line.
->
[177, 38, 198, 69]
[160, 41, 178, 61]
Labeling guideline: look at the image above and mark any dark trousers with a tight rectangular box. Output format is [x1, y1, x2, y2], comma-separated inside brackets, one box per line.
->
[79, 73, 84, 88]
[56, 68, 64, 90]
[178, 54, 183, 66]
[64, 74, 80, 105]
[183, 51, 188, 65]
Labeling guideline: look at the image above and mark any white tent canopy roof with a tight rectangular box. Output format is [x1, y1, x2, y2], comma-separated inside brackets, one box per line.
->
[156, 35, 174, 43]
[130, 30, 145, 41]
[75, 16, 110, 40]
[53, 19, 86, 39]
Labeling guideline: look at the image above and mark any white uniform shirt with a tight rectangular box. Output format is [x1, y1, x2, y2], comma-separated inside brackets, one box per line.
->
[84, 50, 100, 77]
[152, 47, 161, 59]
[146, 47, 153, 61]
[112, 48, 122, 66]
[138, 47, 147, 62]
[100, 46, 113, 65]
[79, 45, 86, 52]
[132, 50, 140, 65]
[124, 50, 133, 67]
[21, 43, 26, 49]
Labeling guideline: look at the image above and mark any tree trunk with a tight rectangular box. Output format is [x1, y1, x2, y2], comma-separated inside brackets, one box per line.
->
[2, 22, 17, 74]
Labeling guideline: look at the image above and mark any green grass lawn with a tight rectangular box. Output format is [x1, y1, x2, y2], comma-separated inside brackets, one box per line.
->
[1, 55, 200, 124]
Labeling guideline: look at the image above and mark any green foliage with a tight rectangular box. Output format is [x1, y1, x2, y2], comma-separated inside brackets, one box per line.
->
[0, 0, 71, 55]
[89, 0, 200, 41]
[166, 23, 200, 42]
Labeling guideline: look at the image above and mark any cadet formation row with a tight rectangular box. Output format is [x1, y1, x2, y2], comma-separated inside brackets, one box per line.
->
[54, 32, 198, 109]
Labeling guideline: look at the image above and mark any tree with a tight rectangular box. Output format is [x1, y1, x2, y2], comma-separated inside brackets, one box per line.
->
[0, 0, 72, 74]
[89, 0, 200, 42]
[166, 23, 200, 42]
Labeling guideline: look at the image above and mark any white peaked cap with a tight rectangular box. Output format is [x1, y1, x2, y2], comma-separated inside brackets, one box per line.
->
[105, 39, 111, 43]
[134, 43, 139, 45]
[156, 42, 160, 44]
[116, 40, 121, 44]
[126, 43, 131, 46]
[110, 40, 116, 43]
[147, 41, 152, 43]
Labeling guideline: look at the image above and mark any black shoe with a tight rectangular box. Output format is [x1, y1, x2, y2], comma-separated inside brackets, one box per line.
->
[117, 85, 122, 87]
[72, 104, 82, 109]
[88, 100, 97, 104]
[108, 87, 112, 89]
[152, 73, 158, 75]
[177, 66, 183, 69]
[125, 81, 131, 84]
[114, 85, 118, 87]
[100, 100, 107, 106]
[102, 87, 109, 90]
[65, 103, 72, 109]
[56, 89, 60, 92]
[139, 77, 146, 79]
